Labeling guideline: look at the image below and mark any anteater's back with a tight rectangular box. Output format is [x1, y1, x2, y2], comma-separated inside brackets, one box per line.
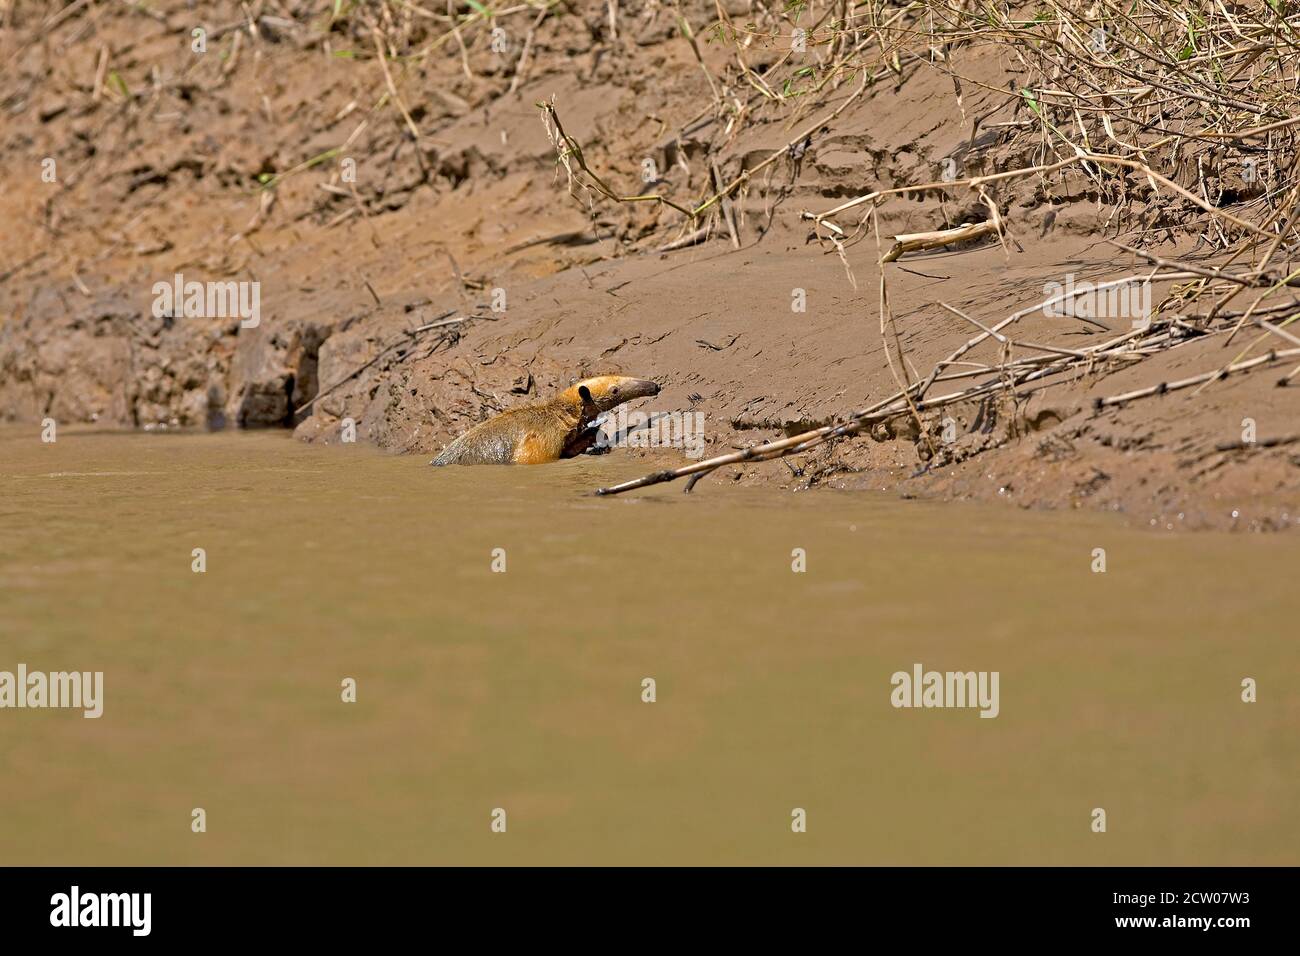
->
[430, 417, 520, 465]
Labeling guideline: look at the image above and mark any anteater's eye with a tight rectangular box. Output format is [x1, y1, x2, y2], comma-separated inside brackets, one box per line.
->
[612, 387, 620, 395]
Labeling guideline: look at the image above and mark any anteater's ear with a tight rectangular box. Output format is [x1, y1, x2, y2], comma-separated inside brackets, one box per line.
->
[579, 385, 593, 403]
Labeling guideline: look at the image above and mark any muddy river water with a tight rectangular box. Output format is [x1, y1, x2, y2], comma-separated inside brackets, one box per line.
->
[1, 427, 1295, 864]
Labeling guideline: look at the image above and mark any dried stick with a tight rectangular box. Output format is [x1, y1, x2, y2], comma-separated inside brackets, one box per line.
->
[881, 221, 1000, 263]
[1096, 348, 1300, 407]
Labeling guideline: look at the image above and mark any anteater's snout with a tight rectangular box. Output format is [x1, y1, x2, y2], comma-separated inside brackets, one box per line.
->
[623, 378, 660, 400]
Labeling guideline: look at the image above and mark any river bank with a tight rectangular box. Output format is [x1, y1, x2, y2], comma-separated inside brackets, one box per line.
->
[3, 1, 1297, 530]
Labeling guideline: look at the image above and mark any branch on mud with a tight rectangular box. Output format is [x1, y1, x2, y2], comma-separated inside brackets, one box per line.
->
[537, 99, 695, 220]
[596, 250, 1300, 496]
[536, 70, 871, 241]
[880, 220, 1001, 263]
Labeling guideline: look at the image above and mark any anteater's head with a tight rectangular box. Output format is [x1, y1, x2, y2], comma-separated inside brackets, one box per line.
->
[566, 375, 660, 416]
